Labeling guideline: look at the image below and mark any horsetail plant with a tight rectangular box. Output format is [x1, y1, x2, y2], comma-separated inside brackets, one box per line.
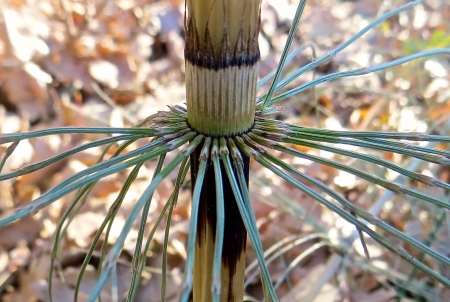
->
[1, 0, 450, 301]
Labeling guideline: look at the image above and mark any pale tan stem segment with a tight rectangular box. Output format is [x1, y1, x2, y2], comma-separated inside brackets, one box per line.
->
[193, 220, 246, 302]
[186, 62, 259, 136]
[185, 0, 261, 136]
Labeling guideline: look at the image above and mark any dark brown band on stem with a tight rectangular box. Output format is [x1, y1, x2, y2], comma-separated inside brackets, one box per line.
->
[184, 46, 260, 70]
[191, 146, 249, 301]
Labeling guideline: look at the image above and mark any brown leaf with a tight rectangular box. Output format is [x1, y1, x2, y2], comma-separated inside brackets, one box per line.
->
[0, 217, 41, 251]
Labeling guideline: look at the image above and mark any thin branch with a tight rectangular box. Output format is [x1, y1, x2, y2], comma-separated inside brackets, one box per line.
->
[88, 135, 204, 302]
[261, 0, 308, 108]
[75, 163, 143, 301]
[284, 136, 450, 184]
[224, 138, 278, 301]
[211, 139, 225, 302]
[269, 48, 450, 105]
[181, 137, 211, 302]
[253, 151, 450, 287]
[283, 133, 450, 165]
[0, 135, 139, 181]
[269, 141, 450, 208]
[245, 233, 328, 287]
[262, 0, 424, 99]
[0, 127, 156, 144]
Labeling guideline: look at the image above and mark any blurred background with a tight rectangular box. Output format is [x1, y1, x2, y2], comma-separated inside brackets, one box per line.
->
[0, 0, 449, 301]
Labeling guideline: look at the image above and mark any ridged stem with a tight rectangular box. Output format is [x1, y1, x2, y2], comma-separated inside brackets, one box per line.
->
[185, 0, 261, 136]
[185, 1, 260, 300]
[186, 62, 259, 136]
[191, 146, 249, 301]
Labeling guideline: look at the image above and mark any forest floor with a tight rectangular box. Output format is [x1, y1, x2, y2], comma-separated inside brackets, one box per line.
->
[1, 0, 450, 301]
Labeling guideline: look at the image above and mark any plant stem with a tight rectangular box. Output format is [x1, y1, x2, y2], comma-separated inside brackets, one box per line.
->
[185, 0, 261, 136]
[185, 1, 261, 299]
[190, 148, 249, 301]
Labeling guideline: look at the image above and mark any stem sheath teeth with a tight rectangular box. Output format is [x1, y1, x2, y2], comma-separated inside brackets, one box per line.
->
[185, 0, 261, 137]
